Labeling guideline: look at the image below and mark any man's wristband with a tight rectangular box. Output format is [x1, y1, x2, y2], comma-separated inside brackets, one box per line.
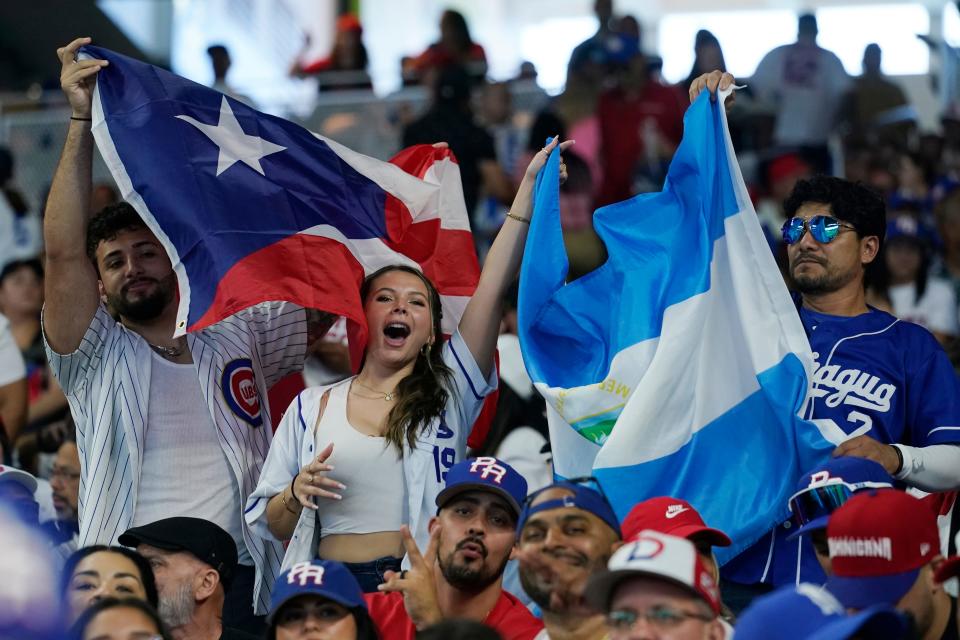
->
[891, 444, 904, 475]
[70, 116, 93, 122]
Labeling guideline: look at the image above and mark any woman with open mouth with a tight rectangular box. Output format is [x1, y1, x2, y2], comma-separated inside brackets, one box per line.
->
[246, 137, 571, 592]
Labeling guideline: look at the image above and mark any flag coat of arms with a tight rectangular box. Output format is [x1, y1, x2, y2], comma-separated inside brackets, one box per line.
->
[518, 88, 833, 561]
[83, 46, 479, 357]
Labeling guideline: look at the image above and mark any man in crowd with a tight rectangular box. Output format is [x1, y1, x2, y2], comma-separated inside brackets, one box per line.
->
[585, 530, 725, 640]
[0, 311, 26, 451]
[43, 438, 81, 555]
[0, 464, 39, 527]
[785, 456, 894, 576]
[825, 490, 956, 640]
[516, 479, 623, 640]
[44, 37, 333, 624]
[120, 517, 257, 640]
[368, 457, 543, 640]
[750, 13, 850, 173]
[692, 67, 960, 607]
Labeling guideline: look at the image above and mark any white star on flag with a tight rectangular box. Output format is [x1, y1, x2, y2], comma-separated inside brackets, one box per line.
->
[176, 96, 286, 176]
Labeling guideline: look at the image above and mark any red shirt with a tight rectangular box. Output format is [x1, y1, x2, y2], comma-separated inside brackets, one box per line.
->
[365, 589, 543, 640]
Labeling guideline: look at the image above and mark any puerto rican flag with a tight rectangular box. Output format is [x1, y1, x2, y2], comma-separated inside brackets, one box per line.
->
[83, 46, 494, 444]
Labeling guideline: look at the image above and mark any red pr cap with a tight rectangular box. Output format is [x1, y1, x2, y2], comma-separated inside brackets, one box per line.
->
[825, 489, 938, 609]
[621, 497, 731, 548]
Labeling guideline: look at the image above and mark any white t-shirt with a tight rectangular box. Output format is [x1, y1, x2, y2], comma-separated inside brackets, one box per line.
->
[0, 313, 25, 386]
[889, 278, 960, 336]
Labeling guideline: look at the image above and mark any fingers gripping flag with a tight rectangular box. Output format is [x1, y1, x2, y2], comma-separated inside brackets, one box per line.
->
[83, 46, 478, 356]
[518, 89, 833, 561]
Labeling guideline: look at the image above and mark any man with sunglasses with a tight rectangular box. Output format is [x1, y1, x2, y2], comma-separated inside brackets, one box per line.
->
[786, 457, 894, 577]
[692, 71, 960, 608]
[586, 530, 725, 640]
[516, 478, 623, 640]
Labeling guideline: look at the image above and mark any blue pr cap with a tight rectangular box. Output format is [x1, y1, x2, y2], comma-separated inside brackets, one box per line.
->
[517, 479, 622, 539]
[268, 560, 366, 623]
[735, 584, 909, 640]
[786, 457, 894, 541]
[436, 457, 528, 517]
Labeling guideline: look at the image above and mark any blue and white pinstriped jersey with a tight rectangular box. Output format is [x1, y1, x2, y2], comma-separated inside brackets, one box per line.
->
[44, 301, 307, 614]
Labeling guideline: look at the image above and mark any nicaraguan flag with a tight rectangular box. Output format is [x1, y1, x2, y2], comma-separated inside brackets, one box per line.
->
[518, 88, 833, 561]
[82, 46, 479, 357]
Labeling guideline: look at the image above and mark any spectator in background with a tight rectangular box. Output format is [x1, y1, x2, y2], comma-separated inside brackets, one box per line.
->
[265, 560, 379, 640]
[89, 182, 119, 216]
[44, 438, 81, 557]
[569, 0, 619, 81]
[61, 545, 159, 626]
[0, 312, 26, 451]
[0, 146, 42, 269]
[547, 67, 603, 194]
[868, 217, 959, 343]
[891, 153, 937, 217]
[516, 480, 622, 640]
[405, 10, 487, 83]
[755, 153, 813, 259]
[207, 45, 253, 107]
[0, 259, 68, 432]
[403, 65, 513, 228]
[682, 30, 727, 94]
[841, 43, 910, 148]
[0, 465, 40, 528]
[119, 517, 257, 640]
[70, 597, 173, 640]
[934, 189, 960, 303]
[597, 51, 686, 204]
[289, 14, 372, 92]
[750, 13, 850, 174]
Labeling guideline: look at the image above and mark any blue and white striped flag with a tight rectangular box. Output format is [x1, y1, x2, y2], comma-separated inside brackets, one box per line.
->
[518, 89, 833, 561]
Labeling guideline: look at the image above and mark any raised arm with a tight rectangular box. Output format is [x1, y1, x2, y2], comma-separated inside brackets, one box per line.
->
[458, 136, 572, 377]
[43, 38, 109, 354]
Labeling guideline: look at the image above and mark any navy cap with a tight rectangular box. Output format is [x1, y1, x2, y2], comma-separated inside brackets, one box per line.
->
[436, 457, 528, 517]
[268, 560, 366, 624]
[518, 480, 622, 539]
[735, 584, 909, 640]
[787, 457, 894, 541]
[119, 517, 237, 587]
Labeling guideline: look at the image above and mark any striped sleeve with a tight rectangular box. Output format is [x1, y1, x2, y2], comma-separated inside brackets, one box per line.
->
[241, 302, 308, 387]
[43, 304, 116, 396]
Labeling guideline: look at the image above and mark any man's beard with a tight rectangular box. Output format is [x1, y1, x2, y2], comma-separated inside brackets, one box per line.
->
[106, 272, 176, 322]
[439, 536, 509, 593]
[519, 548, 610, 615]
[789, 254, 856, 296]
[159, 580, 196, 629]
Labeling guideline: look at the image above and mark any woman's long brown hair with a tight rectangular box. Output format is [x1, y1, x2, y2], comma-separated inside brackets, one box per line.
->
[360, 265, 455, 454]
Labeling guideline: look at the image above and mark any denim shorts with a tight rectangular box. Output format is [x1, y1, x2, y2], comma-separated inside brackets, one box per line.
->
[341, 555, 403, 593]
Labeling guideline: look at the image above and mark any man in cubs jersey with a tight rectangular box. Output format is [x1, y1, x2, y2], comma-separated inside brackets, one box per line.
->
[44, 38, 332, 625]
[721, 173, 960, 604]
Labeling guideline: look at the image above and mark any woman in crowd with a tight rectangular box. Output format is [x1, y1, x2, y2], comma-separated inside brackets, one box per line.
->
[246, 138, 570, 590]
[405, 10, 487, 82]
[61, 545, 159, 626]
[70, 597, 172, 640]
[266, 560, 378, 640]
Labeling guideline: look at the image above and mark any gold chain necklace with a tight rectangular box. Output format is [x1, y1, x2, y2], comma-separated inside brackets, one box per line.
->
[352, 379, 397, 401]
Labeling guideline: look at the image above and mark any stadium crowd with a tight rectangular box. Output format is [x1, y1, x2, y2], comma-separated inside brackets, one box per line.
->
[3, 1, 960, 638]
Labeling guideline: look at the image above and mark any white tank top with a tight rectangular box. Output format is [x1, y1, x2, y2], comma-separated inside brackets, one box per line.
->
[313, 379, 404, 537]
[134, 352, 252, 564]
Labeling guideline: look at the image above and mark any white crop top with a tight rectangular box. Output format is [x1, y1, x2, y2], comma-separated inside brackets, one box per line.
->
[312, 379, 405, 537]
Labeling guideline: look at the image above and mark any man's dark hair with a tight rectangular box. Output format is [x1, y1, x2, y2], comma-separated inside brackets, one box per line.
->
[416, 619, 503, 640]
[783, 176, 887, 247]
[86, 202, 148, 265]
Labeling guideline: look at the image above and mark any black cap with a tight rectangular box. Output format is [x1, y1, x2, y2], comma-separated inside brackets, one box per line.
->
[119, 517, 238, 588]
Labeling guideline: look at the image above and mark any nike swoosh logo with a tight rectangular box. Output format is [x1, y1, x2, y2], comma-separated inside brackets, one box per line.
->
[665, 507, 689, 519]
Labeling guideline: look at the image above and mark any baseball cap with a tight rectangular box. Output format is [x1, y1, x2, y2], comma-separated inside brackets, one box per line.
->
[787, 457, 894, 541]
[735, 583, 909, 640]
[621, 497, 731, 547]
[517, 478, 622, 539]
[0, 465, 38, 494]
[119, 517, 238, 587]
[436, 456, 528, 517]
[586, 530, 720, 614]
[268, 560, 366, 623]
[825, 489, 938, 609]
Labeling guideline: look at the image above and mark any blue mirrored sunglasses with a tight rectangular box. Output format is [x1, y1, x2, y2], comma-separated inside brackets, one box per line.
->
[787, 481, 854, 527]
[781, 215, 857, 245]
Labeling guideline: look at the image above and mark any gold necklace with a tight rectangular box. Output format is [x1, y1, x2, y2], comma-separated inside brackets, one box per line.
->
[352, 378, 397, 401]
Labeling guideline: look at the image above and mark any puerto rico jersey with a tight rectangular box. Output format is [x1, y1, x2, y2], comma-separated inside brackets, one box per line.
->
[725, 304, 960, 587]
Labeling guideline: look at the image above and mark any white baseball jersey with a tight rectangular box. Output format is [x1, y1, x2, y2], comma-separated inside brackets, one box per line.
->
[44, 301, 307, 614]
